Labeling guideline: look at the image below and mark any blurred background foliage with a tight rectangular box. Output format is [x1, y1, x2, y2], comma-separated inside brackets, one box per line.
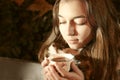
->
[0, 0, 119, 62]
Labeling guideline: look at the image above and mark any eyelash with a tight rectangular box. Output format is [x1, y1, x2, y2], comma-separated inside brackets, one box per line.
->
[59, 21, 87, 25]
[76, 21, 87, 25]
[59, 21, 66, 24]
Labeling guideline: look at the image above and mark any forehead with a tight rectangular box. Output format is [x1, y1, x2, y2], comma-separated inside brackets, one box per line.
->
[59, 0, 86, 9]
[58, 0, 87, 17]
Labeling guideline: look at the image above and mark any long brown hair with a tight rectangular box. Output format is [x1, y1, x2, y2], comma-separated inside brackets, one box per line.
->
[38, 0, 120, 80]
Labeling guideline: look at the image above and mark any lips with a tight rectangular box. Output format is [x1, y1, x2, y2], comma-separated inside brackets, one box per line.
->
[68, 39, 78, 44]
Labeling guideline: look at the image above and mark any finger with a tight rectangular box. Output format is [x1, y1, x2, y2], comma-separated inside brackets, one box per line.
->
[49, 65, 62, 80]
[46, 71, 55, 80]
[53, 62, 68, 77]
[48, 63, 71, 80]
[43, 66, 49, 74]
[61, 78, 68, 80]
[44, 74, 48, 80]
[44, 65, 55, 80]
[54, 63, 80, 80]
[54, 62, 84, 80]
[71, 62, 84, 79]
[44, 76, 48, 80]
[41, 58, 49, 67]
[45, 64, 67, 80]
[50, 64, 70, 80]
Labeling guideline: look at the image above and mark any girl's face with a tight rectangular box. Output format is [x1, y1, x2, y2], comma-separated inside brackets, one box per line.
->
[58, 0, 92, 50]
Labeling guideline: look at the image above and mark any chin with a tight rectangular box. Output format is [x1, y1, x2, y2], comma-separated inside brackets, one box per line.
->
[69, 45, 80, 50]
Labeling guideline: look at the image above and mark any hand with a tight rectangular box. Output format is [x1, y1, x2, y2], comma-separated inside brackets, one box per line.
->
[41, 58, 84, 80]
[41, 58, 68, 80]
[54, 61, 85, 80]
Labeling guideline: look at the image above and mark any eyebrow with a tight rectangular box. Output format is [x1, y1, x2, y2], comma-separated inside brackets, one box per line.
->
[58, 15, 86, 19]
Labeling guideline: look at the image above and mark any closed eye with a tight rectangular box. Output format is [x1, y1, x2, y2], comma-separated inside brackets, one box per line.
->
[76, 20, 87, 25]
[74, 18, 87, 25]
[58, 15, 67, 25]
[59, 21, 66, 24]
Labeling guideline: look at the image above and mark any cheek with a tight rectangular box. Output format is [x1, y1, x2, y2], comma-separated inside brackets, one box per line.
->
[59, 26, 66, 36]
[77, 26, 92, 39]
[59, 26, 68, 42]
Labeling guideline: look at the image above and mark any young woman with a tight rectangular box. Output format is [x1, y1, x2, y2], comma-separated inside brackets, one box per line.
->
[38, 0, 120, 80]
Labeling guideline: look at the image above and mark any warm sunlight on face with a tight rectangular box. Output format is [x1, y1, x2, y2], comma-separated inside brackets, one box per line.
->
[58, 0, 92, 50]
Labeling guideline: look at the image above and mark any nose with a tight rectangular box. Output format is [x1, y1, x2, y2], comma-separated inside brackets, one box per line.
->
[67, 21, 75, 36]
